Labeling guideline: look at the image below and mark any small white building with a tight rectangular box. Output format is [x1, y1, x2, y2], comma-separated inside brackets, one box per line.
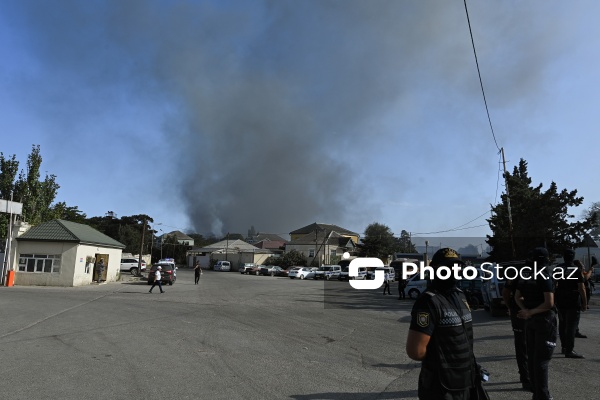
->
[9, 219, 125, 287]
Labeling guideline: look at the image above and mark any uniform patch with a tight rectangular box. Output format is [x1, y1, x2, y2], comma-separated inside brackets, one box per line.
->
[462, 299, 471, 312]
[417, 312, 430, 327]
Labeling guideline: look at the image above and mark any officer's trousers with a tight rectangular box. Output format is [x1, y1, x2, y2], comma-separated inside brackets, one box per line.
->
[510, 313, 529, 384]
[557, 306, 579, 351]
[525, 310, 557, 400]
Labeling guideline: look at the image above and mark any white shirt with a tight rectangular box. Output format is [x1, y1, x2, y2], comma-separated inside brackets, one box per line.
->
[155, 270, 161, 282]
[384, 272, 390, 282]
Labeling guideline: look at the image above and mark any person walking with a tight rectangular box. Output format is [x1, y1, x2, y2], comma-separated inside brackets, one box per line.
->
[96, 259, 105, 283]
[502, 260, 531, 391]
[382, 271, 391, 295]
[406, 248, 487, 400]
[554, 249, 587, 357]
[149, 266, 165, 293]
[514, 247, 557, 400]
[574, 259, 591, 339]
[194, 261, 201, 285]
[398, 278, 407, 300]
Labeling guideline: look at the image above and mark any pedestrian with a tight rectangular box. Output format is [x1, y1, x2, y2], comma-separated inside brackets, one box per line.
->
[406, 248, 487, 400]
[194, 261, 201, 285]
[149, 266, 165, 293]
[573, 259, 591, 339]
[514, 247, 557, 400]
[554, 249, 587, 356]
[383, 271, 391, 295]
[96, 259, 105, 283]
[398, 278, 407, 300]
[502, 259, 531, 391]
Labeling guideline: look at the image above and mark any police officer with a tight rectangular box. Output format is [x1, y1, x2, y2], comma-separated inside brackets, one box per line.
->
[514, 247, 556, 400]
[502, 257, 531, 391]
[406, 248, 483, 399]
[554, 248, 587, 357]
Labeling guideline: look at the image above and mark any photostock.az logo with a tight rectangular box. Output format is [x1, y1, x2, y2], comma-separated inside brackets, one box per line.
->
[349, 257, 384, 289]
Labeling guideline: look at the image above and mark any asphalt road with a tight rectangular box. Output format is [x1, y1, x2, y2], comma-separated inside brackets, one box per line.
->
[1, 269, 599, 400]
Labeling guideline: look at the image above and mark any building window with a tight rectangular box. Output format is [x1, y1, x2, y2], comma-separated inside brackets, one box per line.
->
[330, 250, 337, 257]
[18, 254, 61, 273]
[309, 249, 315, 257]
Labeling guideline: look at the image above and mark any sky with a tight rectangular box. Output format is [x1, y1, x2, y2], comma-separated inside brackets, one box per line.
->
[2, 1, 600, 242]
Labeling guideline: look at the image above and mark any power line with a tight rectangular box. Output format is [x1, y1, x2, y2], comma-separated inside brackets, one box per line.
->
[464, 0, 501, 151]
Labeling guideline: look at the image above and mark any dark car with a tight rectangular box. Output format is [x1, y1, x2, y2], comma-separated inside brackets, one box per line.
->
[260, 266, 285, 277]
[147, 263, 177, 285]
[457, 278, 484, 310]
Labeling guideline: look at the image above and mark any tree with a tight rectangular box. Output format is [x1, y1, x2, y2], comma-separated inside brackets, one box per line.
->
[12, 145, 60, 225]
[359, 222, 399, 262]
[51, 202, 87, 223]
[264, 249, 307, 268]
[187, 233, 219, 248]
[396, 230, 417, 253]
[581, 202, 600, 239]
[486, 159, 595, 261]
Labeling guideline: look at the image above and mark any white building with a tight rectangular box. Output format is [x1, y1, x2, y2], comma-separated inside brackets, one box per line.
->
[8, 219, 125, 287]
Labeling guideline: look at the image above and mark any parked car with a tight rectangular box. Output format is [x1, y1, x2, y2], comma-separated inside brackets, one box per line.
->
[260, 265, 285, 276]
[457, 278, 484, 310]
[239, 263, 255, 274]
[214, 261, 231, 271]
[288, 267, 315, 280]
[366, 266, 396, 281]
[481, 261, 520, 316]
[248, 264, 264, 275]
[313, 265, 342, 280]
[338, 265, 367, 280]
[120, 258, 146, 275]
[405, 272, 429, 299]
[147, 263, 176, 285]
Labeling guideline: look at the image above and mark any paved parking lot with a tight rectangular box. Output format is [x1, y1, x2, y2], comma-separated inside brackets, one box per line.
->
[1, 269, 599, 399]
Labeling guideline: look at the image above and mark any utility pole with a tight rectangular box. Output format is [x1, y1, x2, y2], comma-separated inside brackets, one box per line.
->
[225, 232, 229, 262]
[137, 218, 146, 277]
[501, 147, 516, 258]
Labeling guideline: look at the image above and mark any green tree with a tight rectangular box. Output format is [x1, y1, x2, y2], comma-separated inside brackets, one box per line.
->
[13, 145, 60, 225]
[487, 159, 594, 261]
[396, 230, 417, 253]
[581, 202, 600, 239]
[187, 233, 219, 248]
[359, 222, 399, 262]
[51, 202, 87, 223]
[0, 152, 20, 241]
[264, 249, 307, 268]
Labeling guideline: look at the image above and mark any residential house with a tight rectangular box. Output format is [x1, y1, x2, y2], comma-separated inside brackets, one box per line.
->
[186, 239, 272, 269]
[9, 219, 125, 287]
[287, 223, 359, 266]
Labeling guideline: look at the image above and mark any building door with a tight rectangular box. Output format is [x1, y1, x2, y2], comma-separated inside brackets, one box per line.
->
[93, 253, 109, 282]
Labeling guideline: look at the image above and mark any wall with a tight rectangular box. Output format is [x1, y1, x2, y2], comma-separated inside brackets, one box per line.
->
[13, 241, 78, 287]
[73, 245, 122, 286]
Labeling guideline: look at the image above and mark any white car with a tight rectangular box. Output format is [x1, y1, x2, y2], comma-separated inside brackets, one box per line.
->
[214, 261, 231, 271]
[404, 273, 430, 299]
[120, 258, 147, 275]
[288, 267, 315, 280]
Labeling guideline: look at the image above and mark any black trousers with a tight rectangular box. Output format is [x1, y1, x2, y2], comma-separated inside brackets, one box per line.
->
[557, 306, 579, 351]
[398, 284, 406, 299]
[195, 272, 200, 284]
[150, 279, 164, 293]
[383, 281, 391, 294]
[510, 312, 529, 384]
[525, 310, 556, 400]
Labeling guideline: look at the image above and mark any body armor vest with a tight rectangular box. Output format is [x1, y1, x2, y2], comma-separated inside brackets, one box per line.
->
[422, 289, 475, 391]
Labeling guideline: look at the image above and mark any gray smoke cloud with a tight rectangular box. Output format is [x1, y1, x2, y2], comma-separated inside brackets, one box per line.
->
[3, 0, 575, 236]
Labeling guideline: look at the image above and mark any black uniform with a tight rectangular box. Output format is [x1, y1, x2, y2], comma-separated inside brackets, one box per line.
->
[516, 267, 556, 400]
[504, 278, 529, 387]
[554, 262, 584, 353]
[410, 288, 476, 400]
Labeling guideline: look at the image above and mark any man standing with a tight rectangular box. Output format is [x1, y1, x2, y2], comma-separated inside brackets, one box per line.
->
[514, 247, 557, 400]
[194, 261, 201, 285]
[383, 271, 391, 295]
[96, 259, 105, 283]
[554, 249, 587, 358]
[149, 266, 165, 293]
[406, 248, 484, 399]
[502, 260, 531, 391]
[398, 278, 407, 300]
